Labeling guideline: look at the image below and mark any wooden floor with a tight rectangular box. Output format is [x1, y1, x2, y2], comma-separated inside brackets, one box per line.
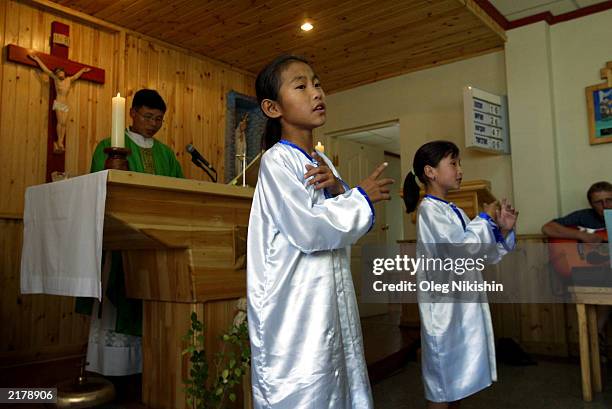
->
[0, 311, 418, 408]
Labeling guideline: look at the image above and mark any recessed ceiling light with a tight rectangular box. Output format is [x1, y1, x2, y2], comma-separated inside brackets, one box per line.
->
[301, 21, 313, 31]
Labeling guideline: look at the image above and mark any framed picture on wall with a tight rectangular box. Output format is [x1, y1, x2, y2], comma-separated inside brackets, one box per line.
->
[585, 82, 612, 145]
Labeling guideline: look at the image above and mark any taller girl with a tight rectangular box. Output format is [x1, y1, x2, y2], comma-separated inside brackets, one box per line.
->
[247, 55, 394, 408]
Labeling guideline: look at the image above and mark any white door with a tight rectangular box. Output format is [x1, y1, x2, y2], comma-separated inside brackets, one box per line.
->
[333, 137, 389, 317]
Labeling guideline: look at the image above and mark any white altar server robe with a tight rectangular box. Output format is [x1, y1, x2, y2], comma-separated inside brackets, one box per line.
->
[416, 195, 515, 402]
[247, 140, 375, 409]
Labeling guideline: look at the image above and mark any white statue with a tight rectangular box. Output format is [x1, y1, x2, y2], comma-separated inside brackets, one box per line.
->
[234, 113, 248, 176]
[29, 54, 91, 153]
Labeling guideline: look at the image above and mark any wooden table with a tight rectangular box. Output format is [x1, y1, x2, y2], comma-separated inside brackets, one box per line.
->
[568, 286, 612, 401]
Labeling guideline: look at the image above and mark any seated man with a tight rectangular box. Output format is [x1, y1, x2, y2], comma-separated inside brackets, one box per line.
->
[79, 89, 183, 378]
[542, 181, 611, 242]
[542, 181, 612, 356]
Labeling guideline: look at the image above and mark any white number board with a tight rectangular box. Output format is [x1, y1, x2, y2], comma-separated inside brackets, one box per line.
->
[463, 86, 510, 154]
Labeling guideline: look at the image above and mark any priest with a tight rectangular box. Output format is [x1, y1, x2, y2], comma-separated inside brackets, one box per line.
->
[91, 89, 183, 176]
[77, 89, 183, 378]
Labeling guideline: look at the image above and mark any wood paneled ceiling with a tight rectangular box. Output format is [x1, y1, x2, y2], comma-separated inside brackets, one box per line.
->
[49, 0, 506, 92]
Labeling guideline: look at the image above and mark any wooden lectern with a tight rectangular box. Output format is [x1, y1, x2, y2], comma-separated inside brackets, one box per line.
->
[409, 179, 496, 223]
[102, 170, 253, 409]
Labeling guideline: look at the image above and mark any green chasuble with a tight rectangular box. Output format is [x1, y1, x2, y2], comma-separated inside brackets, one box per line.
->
[76, 130, 184, 336]
[90, 131, 184, 176]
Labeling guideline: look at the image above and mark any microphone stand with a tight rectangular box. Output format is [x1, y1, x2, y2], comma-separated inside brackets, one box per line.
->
[192, 157, 217, 182]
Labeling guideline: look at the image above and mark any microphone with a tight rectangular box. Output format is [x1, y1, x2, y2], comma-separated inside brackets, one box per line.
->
[186, 144, 213, 169]
[186, 143, 217, 182]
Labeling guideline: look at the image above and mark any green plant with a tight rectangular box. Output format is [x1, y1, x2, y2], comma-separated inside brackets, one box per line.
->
[182, 308, 250, 409]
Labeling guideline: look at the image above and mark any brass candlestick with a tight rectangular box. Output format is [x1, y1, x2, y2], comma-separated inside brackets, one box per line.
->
[103, 147, 130, 170]
[55, 357, 116, 408]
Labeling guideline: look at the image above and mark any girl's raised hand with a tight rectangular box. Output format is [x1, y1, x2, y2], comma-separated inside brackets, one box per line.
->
[304, 152, 345, 196]
[483, 201, 500, 220]
[358, 162, 394, 203]
[495, 198, 519, 235]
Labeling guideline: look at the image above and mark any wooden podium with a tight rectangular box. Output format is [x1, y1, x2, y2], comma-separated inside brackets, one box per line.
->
[407, 179, 496, 223]
[102, 170, 253, 409]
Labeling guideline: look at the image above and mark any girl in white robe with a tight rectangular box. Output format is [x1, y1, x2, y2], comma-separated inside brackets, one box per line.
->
[247, 55, 394, 409]
[403, 140, 518, 409]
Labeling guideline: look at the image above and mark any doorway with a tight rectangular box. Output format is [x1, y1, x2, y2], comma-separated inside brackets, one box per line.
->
[325, 121, 403, 317]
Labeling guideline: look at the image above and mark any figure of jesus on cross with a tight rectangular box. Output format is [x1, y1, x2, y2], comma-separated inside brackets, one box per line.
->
[28, 54, 90, 153]
[6, 21, 105, 181]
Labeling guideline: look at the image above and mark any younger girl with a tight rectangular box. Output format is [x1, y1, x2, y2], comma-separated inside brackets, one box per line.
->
[247, 55, 393, 408]
[403, 140, 518, 409]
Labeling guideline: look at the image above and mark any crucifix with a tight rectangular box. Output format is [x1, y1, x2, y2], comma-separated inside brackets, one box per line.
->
[6, 21, 105, 182]
[600, 61, 612, 88]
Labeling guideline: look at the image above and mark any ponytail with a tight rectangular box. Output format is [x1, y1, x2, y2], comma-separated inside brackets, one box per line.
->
[262, 119, 282, 150]
[403, 140, 460, 214]
[403, 172, 421, 214]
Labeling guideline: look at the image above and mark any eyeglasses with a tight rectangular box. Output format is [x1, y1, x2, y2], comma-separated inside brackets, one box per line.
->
[136, 111, 164, 124]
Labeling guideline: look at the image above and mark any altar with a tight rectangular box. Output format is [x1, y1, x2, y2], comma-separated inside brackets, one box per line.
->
[21, 170, 253, 409]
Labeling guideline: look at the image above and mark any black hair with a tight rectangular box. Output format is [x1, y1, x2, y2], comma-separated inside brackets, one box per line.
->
[403, 140, 460, 213]
[587, 181, 612, 204]
[132, 89, 167, 113]
[255, 55, 310, 150]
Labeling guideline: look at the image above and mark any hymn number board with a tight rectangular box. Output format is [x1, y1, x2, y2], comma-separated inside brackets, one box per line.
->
[463, 86, 510, 154]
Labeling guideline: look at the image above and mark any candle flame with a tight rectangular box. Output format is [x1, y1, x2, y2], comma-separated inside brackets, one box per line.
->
[116, 92, 121, 97]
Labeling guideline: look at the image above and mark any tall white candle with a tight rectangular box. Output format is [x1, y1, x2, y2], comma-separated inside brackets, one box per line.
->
[111, 92, 125, 148]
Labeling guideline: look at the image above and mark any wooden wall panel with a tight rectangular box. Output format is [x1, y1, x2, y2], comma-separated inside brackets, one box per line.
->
[0, 0, 116, 216]
[123, 34, 254, 182]
[0, 0, 254, 366]
[0, 0, 255, 217]
[0, 218, 90, 366]
[488, 236, 612, 358]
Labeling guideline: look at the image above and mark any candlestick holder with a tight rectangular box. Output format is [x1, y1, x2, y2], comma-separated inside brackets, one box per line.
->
[104, 147, 131, 170]
[236, 153, 247, 187]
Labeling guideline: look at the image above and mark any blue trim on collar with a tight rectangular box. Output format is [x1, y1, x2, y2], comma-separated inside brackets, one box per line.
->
[424, 194, 448, 204]
[425, 194, 466, 231]
[279, 139, 315, 162]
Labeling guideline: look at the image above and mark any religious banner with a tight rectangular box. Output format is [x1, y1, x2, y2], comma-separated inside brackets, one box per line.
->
[585, 61, 612, 145]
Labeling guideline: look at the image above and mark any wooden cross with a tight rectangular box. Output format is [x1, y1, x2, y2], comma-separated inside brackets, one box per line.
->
[600, 61, 612, 87]
[6, 22, 105, 182]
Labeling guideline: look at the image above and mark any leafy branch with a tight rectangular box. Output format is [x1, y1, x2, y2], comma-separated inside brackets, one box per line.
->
[182, 303, 250, 409]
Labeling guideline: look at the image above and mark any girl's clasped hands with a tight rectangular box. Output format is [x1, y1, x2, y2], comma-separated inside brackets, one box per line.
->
[484, 198, 519, 236]
[305, 152, 394, 202]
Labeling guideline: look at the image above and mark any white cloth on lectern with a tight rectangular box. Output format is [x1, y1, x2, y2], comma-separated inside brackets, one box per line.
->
[20, 170, 108, 299]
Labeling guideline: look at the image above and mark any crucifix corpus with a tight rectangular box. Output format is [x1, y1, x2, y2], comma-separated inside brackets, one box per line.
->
[6, 21, 105, 182]
[29, 54, 90, 153]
